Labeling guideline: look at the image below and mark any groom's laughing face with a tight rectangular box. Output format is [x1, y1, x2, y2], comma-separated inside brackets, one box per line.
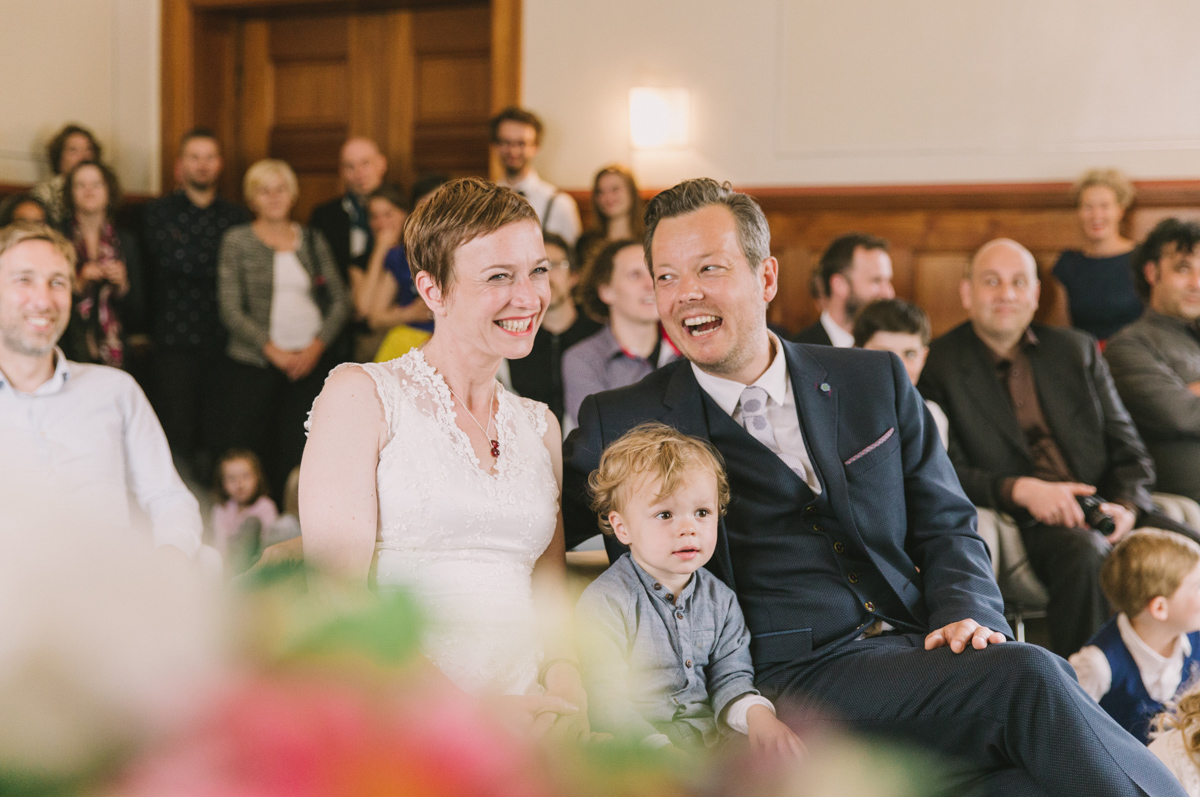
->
[650, 204, 777, 381]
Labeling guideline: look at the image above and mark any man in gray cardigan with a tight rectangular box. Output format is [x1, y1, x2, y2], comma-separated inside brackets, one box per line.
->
[1106, 218, 1200, 504]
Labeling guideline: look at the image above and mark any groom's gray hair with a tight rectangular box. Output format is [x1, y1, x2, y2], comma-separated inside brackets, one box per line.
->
[643, 178, 771, 274]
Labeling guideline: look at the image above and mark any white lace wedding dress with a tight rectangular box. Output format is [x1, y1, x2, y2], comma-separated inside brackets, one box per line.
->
[322, 349, 559, 696]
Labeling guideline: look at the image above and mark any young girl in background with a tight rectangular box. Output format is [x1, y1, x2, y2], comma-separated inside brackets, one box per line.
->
[211, 450, 278, 569]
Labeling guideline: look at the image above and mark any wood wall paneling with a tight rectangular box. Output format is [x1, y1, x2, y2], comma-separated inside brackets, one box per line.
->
[410, 6, 493, 179]
[163, 0, 511, 211]
[569, 184, 1200, 338]
[488, 0, 521, 181]
[384, 11, 416, 190]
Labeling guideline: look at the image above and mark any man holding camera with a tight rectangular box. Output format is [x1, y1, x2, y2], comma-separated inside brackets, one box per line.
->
[918, 238, 1200, 657]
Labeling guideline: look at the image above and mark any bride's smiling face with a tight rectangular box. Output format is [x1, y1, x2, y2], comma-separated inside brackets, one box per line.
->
[422, 219, 550, 360]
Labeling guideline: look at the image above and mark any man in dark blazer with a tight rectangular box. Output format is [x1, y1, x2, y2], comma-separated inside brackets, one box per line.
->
[918, 238, 1200, 658]
[308, 137, 388, 282]
[563, 181, 1183, 796]
[791, 232, 894, 347]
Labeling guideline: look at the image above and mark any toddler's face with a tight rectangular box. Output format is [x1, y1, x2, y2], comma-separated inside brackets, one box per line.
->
[222, 459, 258, 506]
[610, 469, 720, 586]
[1165, 560, 1200, 634]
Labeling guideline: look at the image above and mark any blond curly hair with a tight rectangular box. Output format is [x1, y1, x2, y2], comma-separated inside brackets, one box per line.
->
[588, 422, 730, 535]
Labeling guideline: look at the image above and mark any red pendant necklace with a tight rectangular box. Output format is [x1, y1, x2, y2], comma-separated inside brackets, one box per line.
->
[445, 381, 500, 459]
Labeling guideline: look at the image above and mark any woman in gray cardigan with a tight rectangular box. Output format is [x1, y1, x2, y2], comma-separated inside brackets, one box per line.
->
[218, 159, 350, 500]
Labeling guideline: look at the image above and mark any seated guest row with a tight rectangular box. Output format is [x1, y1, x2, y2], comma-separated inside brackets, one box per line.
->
[4, 169, 1194, 792]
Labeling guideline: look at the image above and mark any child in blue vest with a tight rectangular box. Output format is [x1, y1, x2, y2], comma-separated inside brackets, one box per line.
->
[1069, 529, 1200, 744]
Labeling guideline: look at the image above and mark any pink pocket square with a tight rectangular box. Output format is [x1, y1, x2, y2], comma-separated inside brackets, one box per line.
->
[844, 427, 895, 466]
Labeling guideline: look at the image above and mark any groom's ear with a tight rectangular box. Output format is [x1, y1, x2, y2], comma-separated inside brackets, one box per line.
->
[609, 511, 632, 546]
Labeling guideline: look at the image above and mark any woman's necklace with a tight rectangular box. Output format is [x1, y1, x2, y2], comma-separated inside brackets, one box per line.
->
[444, 380, 500, 459]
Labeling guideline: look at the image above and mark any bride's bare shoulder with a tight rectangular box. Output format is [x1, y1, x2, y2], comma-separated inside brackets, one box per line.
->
[310, 364, 387, 433]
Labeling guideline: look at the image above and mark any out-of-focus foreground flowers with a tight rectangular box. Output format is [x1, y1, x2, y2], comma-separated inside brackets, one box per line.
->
[0, 527, 941, 797]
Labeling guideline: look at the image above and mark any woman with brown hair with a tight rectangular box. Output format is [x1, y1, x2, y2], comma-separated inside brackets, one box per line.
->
[561, 238, 676, 430]
[59, 160, 143, 368]
[1053, 168, 1142, 343]
[574, 164, 644, 268]
[32, 124, 102, 224]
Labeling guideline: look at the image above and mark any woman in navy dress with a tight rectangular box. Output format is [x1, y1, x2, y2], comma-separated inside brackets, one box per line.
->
[1052, 169, 1142, 344]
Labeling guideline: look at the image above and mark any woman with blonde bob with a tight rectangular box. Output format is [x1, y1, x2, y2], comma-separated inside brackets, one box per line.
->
[301, 177, 593, 740]
[217, 158, 349, 501]
[1053, 168, 1142, 342]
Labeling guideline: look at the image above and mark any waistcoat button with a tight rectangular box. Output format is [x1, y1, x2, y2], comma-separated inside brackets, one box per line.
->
[833, 542, 845, 554]
[848, 572, 859, 584]
[864, 601, 875, 611]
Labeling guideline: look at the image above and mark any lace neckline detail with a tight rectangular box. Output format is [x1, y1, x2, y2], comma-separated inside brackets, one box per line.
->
[399, 348, 513, 478]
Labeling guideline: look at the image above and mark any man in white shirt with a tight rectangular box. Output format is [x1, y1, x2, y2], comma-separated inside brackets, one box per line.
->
[793, 232, 894, 347]
[0, 223, 202, 557]
[490, 107, 582, 246]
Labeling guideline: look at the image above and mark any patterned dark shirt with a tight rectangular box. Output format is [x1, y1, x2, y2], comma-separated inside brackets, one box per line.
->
[142, 191, 251, 351]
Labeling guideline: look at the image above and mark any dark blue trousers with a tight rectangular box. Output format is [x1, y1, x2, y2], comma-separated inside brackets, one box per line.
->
[759, 635, 1185, 797]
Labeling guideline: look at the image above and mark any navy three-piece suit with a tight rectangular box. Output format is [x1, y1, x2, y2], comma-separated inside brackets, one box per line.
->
[563, 338, 1183, 796]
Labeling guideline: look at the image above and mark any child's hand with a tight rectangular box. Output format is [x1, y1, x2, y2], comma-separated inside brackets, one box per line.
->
[746, 704, 804, 759]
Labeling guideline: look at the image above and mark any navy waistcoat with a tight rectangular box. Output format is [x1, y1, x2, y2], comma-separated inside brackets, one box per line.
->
[1091, 616, 1200, 744]
[700, 391, 918, 671]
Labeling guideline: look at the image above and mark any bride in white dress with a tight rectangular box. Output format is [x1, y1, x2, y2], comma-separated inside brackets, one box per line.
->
[300, 178, 588, 735]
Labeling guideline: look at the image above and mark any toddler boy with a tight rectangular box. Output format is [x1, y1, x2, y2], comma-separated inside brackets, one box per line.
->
[576, 422, 802, 755]
[1070, 529, 1200, 743]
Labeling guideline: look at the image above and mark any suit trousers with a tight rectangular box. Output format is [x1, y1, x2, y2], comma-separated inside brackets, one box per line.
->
[1022, 511, 1200, 657]
[759, 634, 1185, 797]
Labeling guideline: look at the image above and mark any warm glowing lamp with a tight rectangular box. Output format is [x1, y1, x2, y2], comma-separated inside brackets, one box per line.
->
[629, 87, 689, 149]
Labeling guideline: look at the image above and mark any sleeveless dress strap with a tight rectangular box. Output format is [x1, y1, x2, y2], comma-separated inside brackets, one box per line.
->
[305, 361, 400, 438]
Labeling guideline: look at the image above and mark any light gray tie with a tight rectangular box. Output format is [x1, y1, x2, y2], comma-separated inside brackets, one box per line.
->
[739, 385, 809, 483]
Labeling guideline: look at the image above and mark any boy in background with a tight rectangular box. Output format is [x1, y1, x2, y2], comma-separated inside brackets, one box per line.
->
[1070, 530, 1200, 743]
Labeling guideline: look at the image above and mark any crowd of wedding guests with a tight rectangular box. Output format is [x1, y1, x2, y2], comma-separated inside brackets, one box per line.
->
[8, 110, 1200, 794]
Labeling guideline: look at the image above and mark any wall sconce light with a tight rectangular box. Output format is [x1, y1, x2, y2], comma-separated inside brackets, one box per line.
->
[629, 87, 689, 149]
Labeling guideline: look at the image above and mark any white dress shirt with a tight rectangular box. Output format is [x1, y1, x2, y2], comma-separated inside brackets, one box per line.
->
[819, 310, 855, 348]
[691, 333, 822, 495]
[504, 169, 582, 246]
[1069, 613, 1192, 703]
[0, 351, 202, 555]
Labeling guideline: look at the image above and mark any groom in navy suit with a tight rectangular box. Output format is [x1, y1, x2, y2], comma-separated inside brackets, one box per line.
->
[562, 179, 1183, 796]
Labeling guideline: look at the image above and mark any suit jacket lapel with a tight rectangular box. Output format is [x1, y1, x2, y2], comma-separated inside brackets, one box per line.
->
[782, 341, 876, 557]
[782, 341, 836, 498]
[959, 335, 1028, 455]
[1027, 338, 1087, 478]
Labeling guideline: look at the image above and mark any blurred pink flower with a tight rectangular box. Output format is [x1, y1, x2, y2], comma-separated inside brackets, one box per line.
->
[118, 676, 555, 797]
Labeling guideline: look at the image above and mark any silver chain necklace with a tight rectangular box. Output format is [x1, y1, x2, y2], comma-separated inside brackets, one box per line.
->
[445, 380, 500, 459]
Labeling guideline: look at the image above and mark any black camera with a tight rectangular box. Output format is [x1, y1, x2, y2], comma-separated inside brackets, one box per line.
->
[1077, 494, 1115, 535]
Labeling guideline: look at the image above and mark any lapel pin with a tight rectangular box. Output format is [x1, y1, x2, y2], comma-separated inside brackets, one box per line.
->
[819, 382, 831, 394]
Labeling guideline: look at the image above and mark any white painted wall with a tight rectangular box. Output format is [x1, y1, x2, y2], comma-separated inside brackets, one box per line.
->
[0, 0, 160, 192]
[524, 0, 1200, 190]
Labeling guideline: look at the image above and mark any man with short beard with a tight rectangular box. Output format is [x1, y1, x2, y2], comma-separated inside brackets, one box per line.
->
[142, 128, 251, 484]
[793, 232, 894, 347]
[1107, 219, 1200, 505]
[564, 180, 1184, 796]
[0, 223, 201, 558]
[490, 107, 582, 247]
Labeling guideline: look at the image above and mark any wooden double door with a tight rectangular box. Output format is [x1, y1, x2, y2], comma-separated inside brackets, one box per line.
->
[163, 0, 520, 221]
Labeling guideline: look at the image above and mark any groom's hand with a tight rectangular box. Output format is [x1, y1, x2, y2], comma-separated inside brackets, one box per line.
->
[924, 619, 1006, 653]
